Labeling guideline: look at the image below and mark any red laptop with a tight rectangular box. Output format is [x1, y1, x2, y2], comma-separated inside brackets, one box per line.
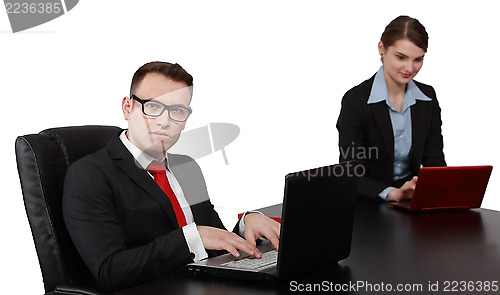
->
[391, 165, 493, 211]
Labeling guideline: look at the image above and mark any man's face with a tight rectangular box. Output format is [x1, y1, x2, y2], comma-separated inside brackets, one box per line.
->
[122, 72, 192, 159]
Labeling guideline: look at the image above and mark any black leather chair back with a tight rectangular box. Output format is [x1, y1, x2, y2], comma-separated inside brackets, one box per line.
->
[15, 126, 122, 294]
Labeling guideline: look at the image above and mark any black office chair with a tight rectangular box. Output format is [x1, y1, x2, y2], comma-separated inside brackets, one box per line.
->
[15, 126, 122, 295]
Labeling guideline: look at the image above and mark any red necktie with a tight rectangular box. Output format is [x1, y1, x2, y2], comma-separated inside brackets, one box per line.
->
[148, 161, 187, 227]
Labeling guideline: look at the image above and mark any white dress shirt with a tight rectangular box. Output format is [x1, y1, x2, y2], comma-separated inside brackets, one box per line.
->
[119, 131, 208, 261]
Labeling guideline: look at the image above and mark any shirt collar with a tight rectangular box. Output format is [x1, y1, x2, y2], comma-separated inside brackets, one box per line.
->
[367, 66, 431, 111]
[119, 130, 170, 171]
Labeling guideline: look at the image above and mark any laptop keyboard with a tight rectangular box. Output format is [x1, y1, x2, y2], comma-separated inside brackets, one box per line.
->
[221, 250, 278, 270]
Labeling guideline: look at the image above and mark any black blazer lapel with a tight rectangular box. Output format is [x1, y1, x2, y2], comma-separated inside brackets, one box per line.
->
[168, 154, 213, 225]
[371, 102, 395, 165]
[107, 134, 181, 228]
[410, 100, 429, 171]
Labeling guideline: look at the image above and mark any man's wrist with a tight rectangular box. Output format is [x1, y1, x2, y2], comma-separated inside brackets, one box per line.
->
[183, 222, 208, 261]
[239, 211, 263, 236]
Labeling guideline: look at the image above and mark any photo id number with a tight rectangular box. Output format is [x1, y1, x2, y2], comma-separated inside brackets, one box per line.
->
[443, 280, 498, 292]
[5, 2, 62, 14]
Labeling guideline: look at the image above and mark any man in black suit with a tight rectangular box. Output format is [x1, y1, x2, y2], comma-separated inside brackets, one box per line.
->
[62, 62, 280, 291]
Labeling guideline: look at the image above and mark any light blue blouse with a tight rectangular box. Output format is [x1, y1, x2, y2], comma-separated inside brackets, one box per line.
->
[367, 66, 431, 200]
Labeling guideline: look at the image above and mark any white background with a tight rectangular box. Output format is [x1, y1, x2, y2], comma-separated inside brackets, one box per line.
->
[1, 1, 499, 293]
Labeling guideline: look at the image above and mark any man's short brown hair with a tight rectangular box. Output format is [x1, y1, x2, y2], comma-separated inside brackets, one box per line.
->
[130, 61, 193, 95]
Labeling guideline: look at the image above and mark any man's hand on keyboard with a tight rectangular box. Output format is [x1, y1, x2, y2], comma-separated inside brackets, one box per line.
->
[244, 213, 280, 251]
[197, 226, 262, 258]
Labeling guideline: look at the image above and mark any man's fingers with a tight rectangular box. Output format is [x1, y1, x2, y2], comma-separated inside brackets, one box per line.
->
[244, 229, 258, 247]
[198, 226, 261, 258]
[246, 224, 280, 251]
[233, 239, 261, 258]
[223, 232, 261, 258]
[271, 223, 281, 249]
[225, 245, 240, 258]
[261, 224, 281, 250]
[267, 234, 280, 250]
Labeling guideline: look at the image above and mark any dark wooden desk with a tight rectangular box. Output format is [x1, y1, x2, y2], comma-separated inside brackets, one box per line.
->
[117, 201, 500, 294]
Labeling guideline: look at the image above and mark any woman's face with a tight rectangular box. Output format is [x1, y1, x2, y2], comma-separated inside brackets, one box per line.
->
[379, 39, 426, 87]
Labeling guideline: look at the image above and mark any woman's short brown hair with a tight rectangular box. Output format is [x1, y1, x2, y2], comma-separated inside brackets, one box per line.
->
[130, 61, 193, 95]
[381, 16, 429, 52]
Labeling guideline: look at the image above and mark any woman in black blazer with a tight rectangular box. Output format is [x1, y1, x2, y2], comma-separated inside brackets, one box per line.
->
[337, 16, 446, 202]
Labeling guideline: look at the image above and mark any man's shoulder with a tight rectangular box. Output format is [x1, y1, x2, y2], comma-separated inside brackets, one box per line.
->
[66, 135, 118, 174]
[168, 153, 195, 164]
[75, 146, 111, 164]
[66, 146, 113, 181]
[168, 153, 201, 171]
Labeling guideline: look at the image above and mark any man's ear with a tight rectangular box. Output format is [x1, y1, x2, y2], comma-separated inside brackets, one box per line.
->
[122, 96, 132, 120]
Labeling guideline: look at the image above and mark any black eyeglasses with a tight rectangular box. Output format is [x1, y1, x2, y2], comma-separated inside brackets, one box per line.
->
[131, 95, 192, 122]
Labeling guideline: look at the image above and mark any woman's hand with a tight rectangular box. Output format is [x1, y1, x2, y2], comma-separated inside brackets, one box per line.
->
[386, 176, 418, 202]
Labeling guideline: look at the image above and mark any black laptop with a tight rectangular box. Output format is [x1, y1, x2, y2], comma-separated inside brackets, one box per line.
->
[187, 162, 358, 280]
